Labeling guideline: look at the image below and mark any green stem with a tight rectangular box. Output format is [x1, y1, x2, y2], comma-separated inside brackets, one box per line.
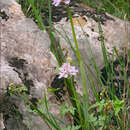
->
[29, 0, 46, 30]
[65, 77, 83, 126]
[67, 5, 90, 129]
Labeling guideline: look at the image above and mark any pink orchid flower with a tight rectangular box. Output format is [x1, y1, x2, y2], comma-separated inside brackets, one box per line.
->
[58, 63, 78, 79]
[52, 0, 70, 6]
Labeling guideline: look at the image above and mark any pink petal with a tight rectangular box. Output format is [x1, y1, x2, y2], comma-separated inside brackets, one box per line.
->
[64, 0, 70, 4]
[52, 0, 61, 6]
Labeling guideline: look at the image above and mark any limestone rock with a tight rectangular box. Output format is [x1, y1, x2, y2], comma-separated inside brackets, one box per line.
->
[0, 113, 5, 130]
[0, 0, 57, 129]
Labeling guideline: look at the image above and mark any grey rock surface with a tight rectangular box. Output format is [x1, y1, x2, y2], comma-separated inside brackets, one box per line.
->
[0, 0, 57, 129]
[0, 113, 5, 130]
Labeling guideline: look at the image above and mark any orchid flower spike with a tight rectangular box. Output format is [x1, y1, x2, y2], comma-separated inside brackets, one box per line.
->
[58, 63, 78, 79]
[52, 0, 70, 6]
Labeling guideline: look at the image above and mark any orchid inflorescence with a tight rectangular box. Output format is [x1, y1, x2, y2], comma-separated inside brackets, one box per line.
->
[52, 0, 70, 6]
[58, 62, 78, 79]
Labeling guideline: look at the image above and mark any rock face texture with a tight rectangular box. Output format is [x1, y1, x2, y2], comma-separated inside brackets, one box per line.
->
[0, 0, 129, 129]
[0, 0, 57, 129]
[0, 113, 5, 130]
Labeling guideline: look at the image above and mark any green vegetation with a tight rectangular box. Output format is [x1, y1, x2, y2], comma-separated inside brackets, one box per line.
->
[9, 0, 129, 129]
[81, 0, 129, 20]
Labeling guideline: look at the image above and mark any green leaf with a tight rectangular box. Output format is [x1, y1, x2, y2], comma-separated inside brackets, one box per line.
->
[37, 99, 43, 105]
[47, 88, 61, 93]
[115, 107, 120, 115]
[62, 125, 81, 130]
[98, 116, 105, 126]
[60, 103, 76, 117]
[89, 102, 100, 110]
[16, 86, 28, 92]
[112, 97, 125, 116]
[128, 49, 130, 62]
[89, 113, 97, 122]
[54, 67, 60, 73]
